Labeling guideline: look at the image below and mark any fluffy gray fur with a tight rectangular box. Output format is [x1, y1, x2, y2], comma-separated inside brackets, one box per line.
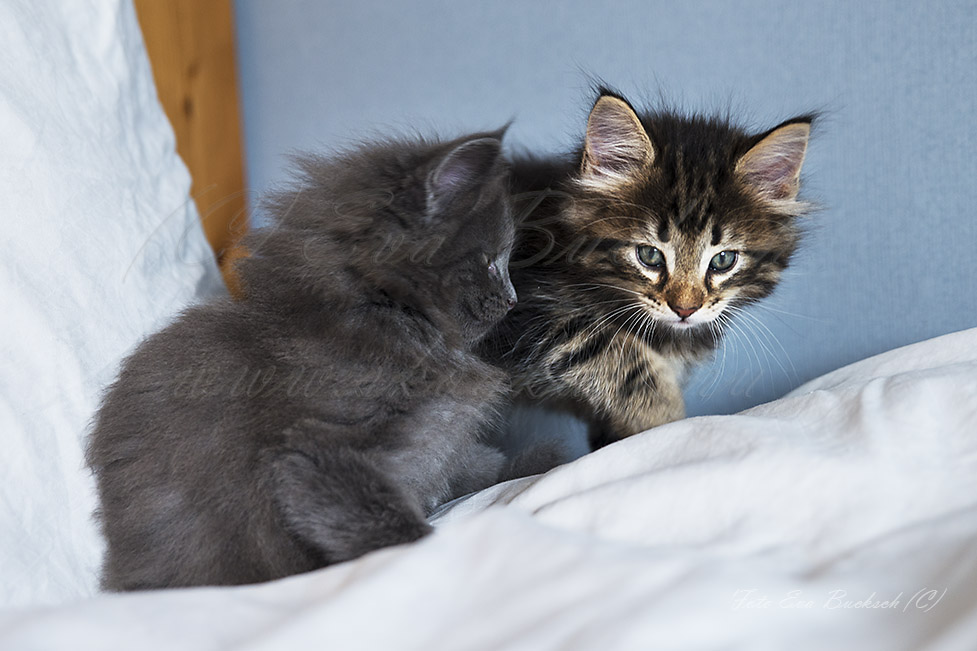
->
[86, 131, 545, 590]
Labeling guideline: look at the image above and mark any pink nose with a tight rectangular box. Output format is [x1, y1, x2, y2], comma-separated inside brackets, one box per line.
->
[671, 304, 700, 320]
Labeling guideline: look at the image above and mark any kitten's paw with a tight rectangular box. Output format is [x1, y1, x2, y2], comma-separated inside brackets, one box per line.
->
[501, 440, 570, 481]
[587, 426, 617, 451]
[588, 423, 645, 450]
[449, 443, 507, 496]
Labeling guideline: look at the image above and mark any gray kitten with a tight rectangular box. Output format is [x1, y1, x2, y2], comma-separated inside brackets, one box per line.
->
[86, 132, 540, 590]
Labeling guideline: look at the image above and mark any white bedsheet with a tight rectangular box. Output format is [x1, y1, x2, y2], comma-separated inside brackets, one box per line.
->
[0, 0, 223, 612]
[2, 328, 976, 650]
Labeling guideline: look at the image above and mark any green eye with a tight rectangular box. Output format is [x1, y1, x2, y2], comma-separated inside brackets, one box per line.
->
[636, 245, 665, 268]
[709, 250, 738, 272]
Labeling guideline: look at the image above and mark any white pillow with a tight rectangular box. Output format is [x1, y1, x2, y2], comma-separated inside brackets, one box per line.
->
[0, 0, 223, 607]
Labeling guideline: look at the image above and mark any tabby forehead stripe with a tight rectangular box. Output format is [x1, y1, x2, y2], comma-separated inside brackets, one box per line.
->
[711, 224, 722, 247]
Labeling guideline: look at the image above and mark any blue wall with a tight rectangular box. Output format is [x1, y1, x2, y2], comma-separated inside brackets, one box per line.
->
[234, 0, 977, 418]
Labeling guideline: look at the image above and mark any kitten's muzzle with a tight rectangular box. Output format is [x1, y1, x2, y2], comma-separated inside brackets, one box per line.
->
[503, 278, 517, 311]
[669, 302, 701, 320]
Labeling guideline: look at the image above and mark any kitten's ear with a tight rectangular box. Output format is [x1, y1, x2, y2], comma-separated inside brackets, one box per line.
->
[427, 137, 503, 212]
[580, 95, 655, 191]
[736, 119, 811, 203]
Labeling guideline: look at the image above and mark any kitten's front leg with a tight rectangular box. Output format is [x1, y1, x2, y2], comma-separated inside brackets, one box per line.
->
[550, 347, 686, 449]
[587, 402, 680, 452]
[265, 419, 431, 565]
[586, 369, 686, 449]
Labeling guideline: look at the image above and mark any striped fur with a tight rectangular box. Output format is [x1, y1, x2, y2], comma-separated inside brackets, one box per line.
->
[481, 91, 814, 448]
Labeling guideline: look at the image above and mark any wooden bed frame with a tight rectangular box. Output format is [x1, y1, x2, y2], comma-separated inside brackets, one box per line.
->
[134, 0, 248, 293]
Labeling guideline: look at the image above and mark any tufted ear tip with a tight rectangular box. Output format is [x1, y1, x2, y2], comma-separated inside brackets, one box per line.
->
[427, 137, 503, 210]
[736, 120, 811, 203]
[579, 94, 655, 192]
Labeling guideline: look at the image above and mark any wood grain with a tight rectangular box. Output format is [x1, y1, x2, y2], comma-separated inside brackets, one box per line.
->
[134, 0, 248, 294]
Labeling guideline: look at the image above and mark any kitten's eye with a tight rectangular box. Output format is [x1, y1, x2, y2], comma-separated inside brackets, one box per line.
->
[487, 260, 499, 277]
[636, 245, 665, 268]
[709, 250, 738, 272]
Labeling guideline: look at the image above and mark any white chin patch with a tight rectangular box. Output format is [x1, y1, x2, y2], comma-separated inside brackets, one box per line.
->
[670, 319, 696, 329]
[666, 318, 699, 331]
[666, 312, 718, 330]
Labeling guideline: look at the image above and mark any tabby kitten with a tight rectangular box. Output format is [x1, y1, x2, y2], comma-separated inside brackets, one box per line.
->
[483, 90, 813, 448]
[87, 132, 522, 590]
